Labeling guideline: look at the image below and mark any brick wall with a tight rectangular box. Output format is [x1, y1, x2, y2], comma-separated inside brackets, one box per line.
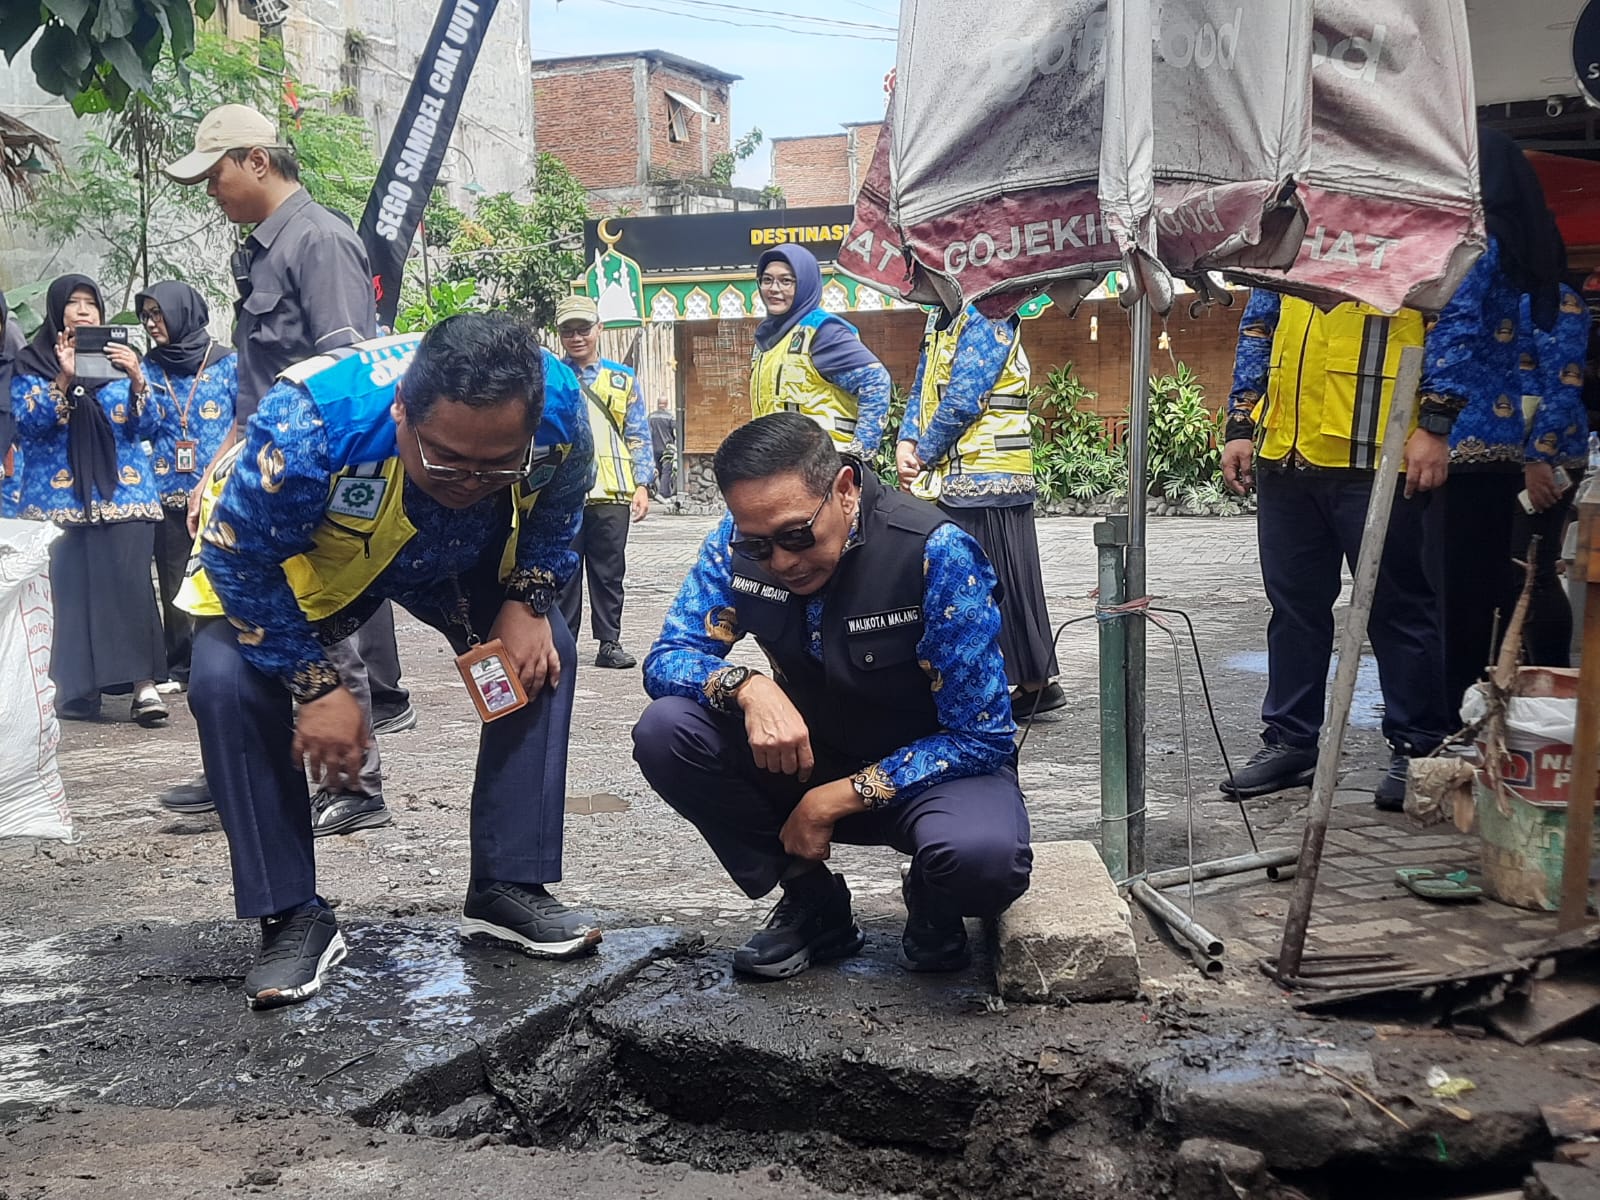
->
[772, 134, 852, 207]
[648, 66, 731, 181]
[676, 299, 1246, 454]
[847, 123, 881, 194]
[533, 64, 640, 190]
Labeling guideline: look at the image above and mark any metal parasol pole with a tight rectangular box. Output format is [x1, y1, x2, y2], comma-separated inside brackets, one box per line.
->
[1124, 296, 1152, 877]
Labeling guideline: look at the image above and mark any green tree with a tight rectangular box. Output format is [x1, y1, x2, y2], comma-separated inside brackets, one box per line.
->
[710, 126, 762, 187]
[0, 0, 217, 114]
[429, 153, 589, 328]
[23, 31, 379, 312]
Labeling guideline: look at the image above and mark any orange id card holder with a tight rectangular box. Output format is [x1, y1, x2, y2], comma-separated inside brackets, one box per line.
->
[455, 638, 528, 722]
[174, 439, 199, 473]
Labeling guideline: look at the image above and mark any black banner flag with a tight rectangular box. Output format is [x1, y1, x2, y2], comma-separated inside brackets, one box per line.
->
[358, 0, 500, 328]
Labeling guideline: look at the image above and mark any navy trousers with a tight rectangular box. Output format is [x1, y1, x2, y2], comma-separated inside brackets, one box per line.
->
[1255, 466, 1450, 753]
[632, 697, 1033, 917]
[190, 581, 576, 919]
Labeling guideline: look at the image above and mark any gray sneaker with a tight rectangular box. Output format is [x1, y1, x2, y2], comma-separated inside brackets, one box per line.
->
[460, 880, 602, 959]
[310, 790, 393, 838]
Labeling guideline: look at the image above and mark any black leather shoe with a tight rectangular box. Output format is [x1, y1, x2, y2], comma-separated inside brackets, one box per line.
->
[1218, 742, 1317, 798]
[733, 870, 864, 979]
[897, 872, 970, 972]
[1373, 752, 1410, 812]
[159, 779, 215, 814]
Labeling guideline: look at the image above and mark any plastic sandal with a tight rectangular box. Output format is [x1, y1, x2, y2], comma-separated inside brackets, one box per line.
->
[1394, 867, 1482, 903]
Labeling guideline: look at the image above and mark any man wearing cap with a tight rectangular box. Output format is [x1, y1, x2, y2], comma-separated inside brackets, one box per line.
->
[554, 295, 656, 670]
[164, 103, 400, 833]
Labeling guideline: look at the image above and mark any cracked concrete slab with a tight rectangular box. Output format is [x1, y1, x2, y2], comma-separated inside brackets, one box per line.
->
[995, 840, 1141, 1003]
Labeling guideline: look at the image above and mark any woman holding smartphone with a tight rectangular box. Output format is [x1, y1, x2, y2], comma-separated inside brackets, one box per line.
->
[136, 281, 236, 688]
[9, 273, 168, 725]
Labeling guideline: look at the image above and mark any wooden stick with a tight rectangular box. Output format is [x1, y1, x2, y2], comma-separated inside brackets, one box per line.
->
[1276, 346, 1422, 980]
[1559, 484, 1600, 932]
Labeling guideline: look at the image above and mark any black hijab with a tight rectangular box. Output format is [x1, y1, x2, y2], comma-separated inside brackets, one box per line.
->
[135, 281, 231, 377]
[14, 274, 120, 509]
[1479, 127, 1565, 331]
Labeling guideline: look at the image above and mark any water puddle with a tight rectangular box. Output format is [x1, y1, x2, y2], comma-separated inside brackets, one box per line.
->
[1224, 651, 1383, 732]
[566, 792, 631, 815]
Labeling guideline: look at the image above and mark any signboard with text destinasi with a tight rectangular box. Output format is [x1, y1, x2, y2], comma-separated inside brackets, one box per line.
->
[581, 206, 857, 274]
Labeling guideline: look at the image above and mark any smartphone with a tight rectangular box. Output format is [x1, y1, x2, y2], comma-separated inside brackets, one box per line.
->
[1518, 465, 1573, 514]
[72, 325, 133, 382]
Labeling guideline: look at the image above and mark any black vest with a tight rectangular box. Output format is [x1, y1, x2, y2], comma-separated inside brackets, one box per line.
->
[731, 473, 948, 768]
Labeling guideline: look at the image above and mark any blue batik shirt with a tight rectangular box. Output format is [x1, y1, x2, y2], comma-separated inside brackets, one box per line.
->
[899, 309, 1035, 506]
[11, 371, 164, 525]
[1522, 285, 1591, 469]
[1421, 237, 1530, 468]
[643, 515, 1016, 804]
[201, 347, 592, 698]
[146, 352, 239, 507]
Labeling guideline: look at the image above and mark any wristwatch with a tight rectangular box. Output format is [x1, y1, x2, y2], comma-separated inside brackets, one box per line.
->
[1416, 411, 1454, 436]
[526, 582, 557, 616]
[705, 664, 756, 711]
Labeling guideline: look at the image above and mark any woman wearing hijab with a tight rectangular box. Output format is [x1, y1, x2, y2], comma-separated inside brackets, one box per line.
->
[11, 274, 168, 725]
[137, 282, 237, 686]
[1422, 128, 1569, 710]
[749, 245, 892, 458]
[0, 290, 19, 517]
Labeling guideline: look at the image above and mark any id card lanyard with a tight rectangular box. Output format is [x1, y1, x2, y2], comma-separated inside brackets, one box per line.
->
[448, 577, 528, 723]
[162, 338, 211, 474]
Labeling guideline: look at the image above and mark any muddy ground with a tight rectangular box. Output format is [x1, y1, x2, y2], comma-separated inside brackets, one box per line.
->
[8, 513, 1579, 1199]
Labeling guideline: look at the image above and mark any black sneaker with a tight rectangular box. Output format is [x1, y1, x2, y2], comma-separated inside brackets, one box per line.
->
[898, 871, 970, 972]
[159, 778, 215, 814]
[1218, 742, 1318, 799]
[1374, 752, 1410, 813]
[371, 705, 418, 736]
[460, 880, 602, 958]
[310, 790, 393, 838]
[1011, 681, 1068, 717]
[595, 641, 637, 669]
[244, 904, 346, 1011]
[733, 869, 865, 980]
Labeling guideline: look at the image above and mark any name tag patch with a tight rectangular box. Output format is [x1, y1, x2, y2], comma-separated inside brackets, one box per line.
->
[731, 574, 791, 604]
[327, 476, 387, 519]
[846, 607, 922, 635]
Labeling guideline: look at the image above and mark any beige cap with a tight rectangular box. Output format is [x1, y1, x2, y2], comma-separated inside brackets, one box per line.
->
[164, 104, 283, 184]
[555, 294, 600, 328]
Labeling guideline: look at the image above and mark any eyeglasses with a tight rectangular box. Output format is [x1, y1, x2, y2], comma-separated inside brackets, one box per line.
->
[414, 427, 535, 484]
[558, 323, 595, 336]
[730, 492, 831, 561]
[139, 307, 163, 324]
[758, 275, 797, 291]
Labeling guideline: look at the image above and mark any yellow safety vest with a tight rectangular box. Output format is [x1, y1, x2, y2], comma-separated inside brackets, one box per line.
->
[176, 448, 549, 622]
[749, 311, 861, 448]
[1257, 297, 1426, 469]
[580, 363, 640, 503]
[910, 309, 1033, 501]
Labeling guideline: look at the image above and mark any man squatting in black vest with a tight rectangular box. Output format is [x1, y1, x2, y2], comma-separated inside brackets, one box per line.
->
[633, 413, 1033, 978]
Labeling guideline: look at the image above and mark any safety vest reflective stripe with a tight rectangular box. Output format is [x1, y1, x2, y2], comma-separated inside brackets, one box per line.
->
[749, 310, 860, 448]
[1258, 297, 1426, 469]
[910, 309, 1032, 501]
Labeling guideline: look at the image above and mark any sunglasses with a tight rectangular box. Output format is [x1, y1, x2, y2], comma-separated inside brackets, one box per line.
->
[414, 426, 534, 484]
[730, 492, 831, 561]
